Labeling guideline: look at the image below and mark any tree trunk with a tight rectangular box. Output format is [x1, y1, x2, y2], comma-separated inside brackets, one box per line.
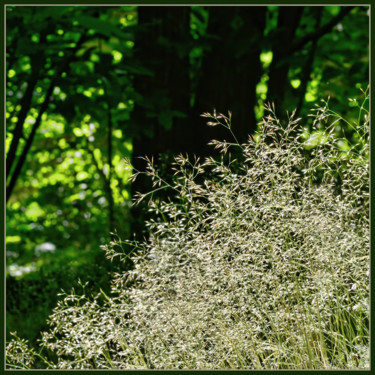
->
[130, 6, 191, 236]
[266, 6, 304, 117]
[295, 8, 323, 117]
[192, 6, 267, 154]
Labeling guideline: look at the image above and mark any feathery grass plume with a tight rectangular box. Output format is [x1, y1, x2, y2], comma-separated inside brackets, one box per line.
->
[7, 89, 369, 369]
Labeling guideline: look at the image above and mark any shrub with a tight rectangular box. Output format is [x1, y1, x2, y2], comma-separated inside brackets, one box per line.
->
[6, 92, 369, 369]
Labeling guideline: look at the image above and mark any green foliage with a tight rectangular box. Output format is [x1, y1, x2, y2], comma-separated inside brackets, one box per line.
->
[285, 6, 368, 116]
[6, 95, 369, 369]
[6, 5, 136, 347]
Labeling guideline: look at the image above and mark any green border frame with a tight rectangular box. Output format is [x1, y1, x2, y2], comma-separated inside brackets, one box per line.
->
[0, 1, 372, 4]
[2, 2, 372, 374]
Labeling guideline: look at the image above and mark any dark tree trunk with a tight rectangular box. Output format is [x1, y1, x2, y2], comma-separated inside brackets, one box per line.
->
[192, 6, 267, 154]
[295, 8, 323, 117]
[266, 6, 304, 118]
[130, 6, 191, 236]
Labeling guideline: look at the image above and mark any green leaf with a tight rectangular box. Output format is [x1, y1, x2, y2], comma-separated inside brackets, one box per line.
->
[158, 111, 173, 130]
[76, 15, 132, 40]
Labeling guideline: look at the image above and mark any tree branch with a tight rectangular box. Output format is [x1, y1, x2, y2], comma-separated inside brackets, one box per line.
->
[6, 34, 87, 202]
[291, 6, 355, 54]
[6, 81, 54, 201]
[6, 26, 54, 180]
[6, 63, 42, 180]
[107, 103, 115, 235]
[295, 8, 323, 117]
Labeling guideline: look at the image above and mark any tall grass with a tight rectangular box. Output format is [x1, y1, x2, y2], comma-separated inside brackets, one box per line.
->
[6, 92, 369, 369]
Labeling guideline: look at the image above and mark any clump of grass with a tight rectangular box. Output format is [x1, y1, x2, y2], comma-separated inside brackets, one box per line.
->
[7, 91, 369, 369]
